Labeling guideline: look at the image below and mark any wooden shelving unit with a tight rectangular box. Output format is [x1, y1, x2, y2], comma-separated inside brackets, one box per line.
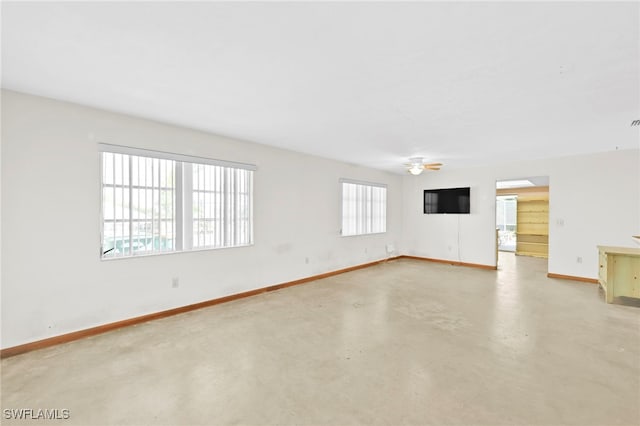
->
[516, 194, 549, 258]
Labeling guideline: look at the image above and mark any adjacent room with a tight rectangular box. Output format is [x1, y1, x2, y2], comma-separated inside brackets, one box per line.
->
[1, 2, 639, 425]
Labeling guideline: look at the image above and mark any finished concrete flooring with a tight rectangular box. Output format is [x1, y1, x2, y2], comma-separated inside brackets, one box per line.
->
[2, 254, 639, 425]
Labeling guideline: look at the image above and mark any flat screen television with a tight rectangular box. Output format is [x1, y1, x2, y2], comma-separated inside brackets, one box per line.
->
[424, 187, 470, 214]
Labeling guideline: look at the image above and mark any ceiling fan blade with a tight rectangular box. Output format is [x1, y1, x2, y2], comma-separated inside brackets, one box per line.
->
[404, 159, 443, 171]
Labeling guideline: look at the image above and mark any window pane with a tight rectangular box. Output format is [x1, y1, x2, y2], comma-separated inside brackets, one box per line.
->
[102, 152, 176, 258]
[341, 182, 386, 236]
[192, 164, 253, 249]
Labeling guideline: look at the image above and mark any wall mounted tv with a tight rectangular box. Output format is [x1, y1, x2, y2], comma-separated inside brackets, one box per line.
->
[424, 187, 471, 214]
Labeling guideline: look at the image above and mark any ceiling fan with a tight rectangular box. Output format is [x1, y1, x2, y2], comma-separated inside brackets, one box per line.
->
[405, 157, 442, 175]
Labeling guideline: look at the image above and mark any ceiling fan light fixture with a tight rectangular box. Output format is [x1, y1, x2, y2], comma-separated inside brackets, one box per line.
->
[407, 156, 424, 175]
[408, 164, 424, 175]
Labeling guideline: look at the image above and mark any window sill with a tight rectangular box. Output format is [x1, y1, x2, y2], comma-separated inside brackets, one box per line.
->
[100, 243, 254, 261]
[340, 231, 387, 237]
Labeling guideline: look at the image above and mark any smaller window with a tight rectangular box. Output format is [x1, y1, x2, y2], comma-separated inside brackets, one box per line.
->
[101, 152, 177, 258]
[191, 163, 253, 249]
[341, 179, 387, 236]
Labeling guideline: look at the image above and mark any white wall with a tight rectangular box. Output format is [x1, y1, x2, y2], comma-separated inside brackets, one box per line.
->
[401, 149, 640, 277]
[1, 90, 403, 348]
[3, 89, 638, 349]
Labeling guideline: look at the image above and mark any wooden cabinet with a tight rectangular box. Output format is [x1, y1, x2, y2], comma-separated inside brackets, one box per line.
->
[598, 246, 640, 304]
[516, 195, 549, 258]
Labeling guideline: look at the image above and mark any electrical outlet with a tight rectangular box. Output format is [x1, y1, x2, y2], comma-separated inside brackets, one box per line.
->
[172, 277, 179, 288]
[305, 257, 309, 264]
[576, 257, 582, 264]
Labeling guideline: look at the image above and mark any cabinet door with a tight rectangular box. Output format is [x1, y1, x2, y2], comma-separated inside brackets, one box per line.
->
[612, 256, 640, 298]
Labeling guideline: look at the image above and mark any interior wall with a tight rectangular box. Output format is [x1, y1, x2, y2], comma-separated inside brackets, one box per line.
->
[3, 89, 638, 350]
[401, 149, 640, 276]
[1, 90, 403, 348]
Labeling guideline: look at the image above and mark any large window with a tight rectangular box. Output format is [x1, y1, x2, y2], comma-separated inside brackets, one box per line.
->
[100, 144, 254, 259]
[341, 179, 387, 236]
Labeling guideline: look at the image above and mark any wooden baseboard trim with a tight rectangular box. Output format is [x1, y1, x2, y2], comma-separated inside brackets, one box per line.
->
[398, 255, 497, 270]
[547, 273, 598, 284]
[1, 256, 401, 359]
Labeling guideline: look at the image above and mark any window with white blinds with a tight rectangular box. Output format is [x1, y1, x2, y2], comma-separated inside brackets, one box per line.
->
[100, 144, 254, 259]
[341, 180, 387, 236]
[191, 163, 252, 249]
[102, 152, 176, 257]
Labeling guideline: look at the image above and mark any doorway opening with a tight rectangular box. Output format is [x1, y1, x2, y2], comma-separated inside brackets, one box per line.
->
[495, 176, 549, 268]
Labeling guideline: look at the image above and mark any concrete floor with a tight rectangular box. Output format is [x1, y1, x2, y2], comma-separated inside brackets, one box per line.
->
[2, 254, 639, 425]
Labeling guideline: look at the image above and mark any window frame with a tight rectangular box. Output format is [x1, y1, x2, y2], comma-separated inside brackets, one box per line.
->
[99, 143, 256, 260]
[340, 178, 387, 237]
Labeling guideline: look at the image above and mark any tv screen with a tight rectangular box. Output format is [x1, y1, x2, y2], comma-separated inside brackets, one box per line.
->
[424, 187, 470, 214]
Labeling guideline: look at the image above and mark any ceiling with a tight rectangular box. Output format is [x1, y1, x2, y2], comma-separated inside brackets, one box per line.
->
[497, 176, 549, 188]
[2, 2, 639, 173]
